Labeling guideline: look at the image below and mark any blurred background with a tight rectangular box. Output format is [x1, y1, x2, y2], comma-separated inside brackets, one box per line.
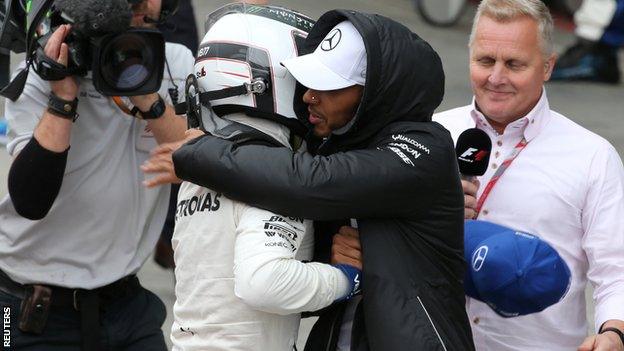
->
[1, 0, 622, 349]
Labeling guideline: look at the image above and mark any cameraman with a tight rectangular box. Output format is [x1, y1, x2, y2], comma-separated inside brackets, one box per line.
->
[0, 0, 192, 350]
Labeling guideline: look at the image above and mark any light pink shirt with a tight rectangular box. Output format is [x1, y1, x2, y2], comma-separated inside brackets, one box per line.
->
[433, 91, 624, 351]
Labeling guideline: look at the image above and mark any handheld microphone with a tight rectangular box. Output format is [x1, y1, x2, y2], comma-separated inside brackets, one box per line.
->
[456, 128, 492, 181]
[54, 0, 132, 37]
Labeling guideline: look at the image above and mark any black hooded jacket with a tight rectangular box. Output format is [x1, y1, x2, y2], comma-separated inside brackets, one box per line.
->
[173, 10, 474, 351]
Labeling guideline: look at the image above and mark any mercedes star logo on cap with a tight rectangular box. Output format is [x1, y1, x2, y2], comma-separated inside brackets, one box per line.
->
[321, 29, 342, 51]
[472, 245, 489, 271]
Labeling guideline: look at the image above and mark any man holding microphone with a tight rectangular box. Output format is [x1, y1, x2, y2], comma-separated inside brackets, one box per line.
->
[434, 0, 624, 350]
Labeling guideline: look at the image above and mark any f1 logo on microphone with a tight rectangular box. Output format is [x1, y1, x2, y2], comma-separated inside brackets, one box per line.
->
[460, 147, 478, 158]
[460, 148, 489, 161]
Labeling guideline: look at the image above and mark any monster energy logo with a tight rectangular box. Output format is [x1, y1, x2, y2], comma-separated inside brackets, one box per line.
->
[25, 0, 52, 30]
[246, 5, 314, 32]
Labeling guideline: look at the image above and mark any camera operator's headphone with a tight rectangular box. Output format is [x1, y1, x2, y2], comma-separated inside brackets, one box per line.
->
[128, 0, 178, 23]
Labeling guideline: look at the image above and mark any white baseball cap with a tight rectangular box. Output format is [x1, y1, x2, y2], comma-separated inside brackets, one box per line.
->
[281, 20, 367, 91]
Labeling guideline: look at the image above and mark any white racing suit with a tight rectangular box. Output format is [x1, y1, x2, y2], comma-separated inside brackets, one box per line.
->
[170, 118, 349, 351]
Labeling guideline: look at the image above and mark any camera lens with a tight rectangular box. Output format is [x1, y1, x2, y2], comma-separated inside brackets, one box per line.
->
[100, 32, 153, 91]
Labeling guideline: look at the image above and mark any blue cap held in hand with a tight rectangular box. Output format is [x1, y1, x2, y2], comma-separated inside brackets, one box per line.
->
[464, 220, 571, 318]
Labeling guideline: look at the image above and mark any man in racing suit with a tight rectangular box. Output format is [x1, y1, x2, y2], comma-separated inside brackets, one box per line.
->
[170, 119, 358, 351]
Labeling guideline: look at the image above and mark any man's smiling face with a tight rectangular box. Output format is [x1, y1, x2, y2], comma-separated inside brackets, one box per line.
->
[470, 15, 555, 132]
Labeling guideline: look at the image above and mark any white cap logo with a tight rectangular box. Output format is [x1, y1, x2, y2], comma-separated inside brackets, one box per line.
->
[280, 21, 367, 90]
[321, 29, 342, 51]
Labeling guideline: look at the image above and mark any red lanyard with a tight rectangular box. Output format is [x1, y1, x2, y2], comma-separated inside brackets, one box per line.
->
[475, 137, 528, 216]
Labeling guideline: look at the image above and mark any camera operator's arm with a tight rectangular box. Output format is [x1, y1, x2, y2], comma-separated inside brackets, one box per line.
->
[8, 24, 79, 220]
[129, 93, 186, 144]
[32, 24, 77, 152]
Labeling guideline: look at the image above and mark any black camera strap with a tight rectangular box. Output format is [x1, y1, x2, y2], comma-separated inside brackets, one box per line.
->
[0, 64, 29, 101]
[0, 52, 11, 88]
[0, 0, 54, 101]
[34, 47, 78, 81]
[0, 48, 78, 101]
[163, 56, 183, 115]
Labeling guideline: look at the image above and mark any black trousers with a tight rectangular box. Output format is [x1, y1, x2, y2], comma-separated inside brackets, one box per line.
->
[0, 286, 167, 351]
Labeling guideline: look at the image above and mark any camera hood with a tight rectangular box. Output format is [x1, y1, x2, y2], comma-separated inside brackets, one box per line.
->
[0, 0, 54, 100]
[0, 0, 28, 54]
[92, 28, 164, 96]
[1, 0, 166, 100]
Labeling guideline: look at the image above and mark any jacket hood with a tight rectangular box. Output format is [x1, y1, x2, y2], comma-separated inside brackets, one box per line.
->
[294, 10, 445, 151]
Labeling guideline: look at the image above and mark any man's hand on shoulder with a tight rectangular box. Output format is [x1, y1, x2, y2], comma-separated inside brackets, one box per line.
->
[142, 129, 205, 187]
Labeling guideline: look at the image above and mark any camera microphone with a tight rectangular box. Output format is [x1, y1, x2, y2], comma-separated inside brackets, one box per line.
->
[456, 128, 492, 181]
[54, 0, 132, 37]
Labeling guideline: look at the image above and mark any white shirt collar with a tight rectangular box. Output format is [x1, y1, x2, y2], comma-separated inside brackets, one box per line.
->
[469, 88, 551, 142]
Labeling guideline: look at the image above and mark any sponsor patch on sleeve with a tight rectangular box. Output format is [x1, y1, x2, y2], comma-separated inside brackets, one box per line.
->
[378, 134, 431, 167]
[176, 192, 222, 221]
[262, 215, 306, 252]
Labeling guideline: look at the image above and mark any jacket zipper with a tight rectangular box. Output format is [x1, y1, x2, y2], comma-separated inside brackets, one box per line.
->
[416, 295, 448, 351]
